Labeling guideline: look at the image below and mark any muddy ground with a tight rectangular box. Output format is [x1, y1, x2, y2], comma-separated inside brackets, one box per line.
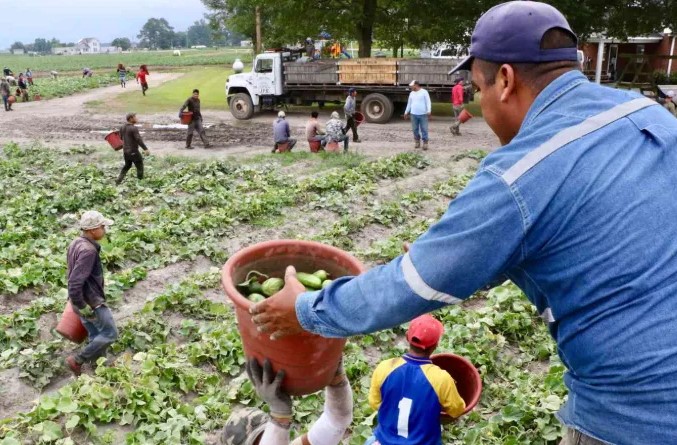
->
[0, 72, 499, 159]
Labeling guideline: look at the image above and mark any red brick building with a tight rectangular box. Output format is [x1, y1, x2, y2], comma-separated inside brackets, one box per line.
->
[580, 32, 676, 82]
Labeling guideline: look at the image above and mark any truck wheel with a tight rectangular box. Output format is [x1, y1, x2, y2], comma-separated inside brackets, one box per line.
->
[362, 93, 394, 124]
[230, 93, 254, 120]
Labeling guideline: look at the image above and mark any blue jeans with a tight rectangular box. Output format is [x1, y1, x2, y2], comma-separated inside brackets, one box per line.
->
[411, 114, 429, 142]
[77, 305, 118, 364]
[2, 94, 8, 111]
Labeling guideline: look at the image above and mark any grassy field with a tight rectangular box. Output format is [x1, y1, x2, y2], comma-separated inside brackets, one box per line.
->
[0, 49, 253, 75]
[0, 143, 564, 444]
[87, 67, 233, 113]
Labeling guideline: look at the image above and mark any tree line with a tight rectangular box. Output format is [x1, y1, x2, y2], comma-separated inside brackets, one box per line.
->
[201, 0, 677, 57]
[8, 19, 245, 54]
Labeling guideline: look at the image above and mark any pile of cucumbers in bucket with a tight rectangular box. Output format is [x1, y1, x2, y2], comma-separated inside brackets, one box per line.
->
[237, 270, 332, 303]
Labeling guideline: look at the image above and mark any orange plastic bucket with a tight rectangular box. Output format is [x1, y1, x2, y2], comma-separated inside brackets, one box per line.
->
[8, 95, 16, 104]
[432, 353, 482, 417]
[104, 131, 123, 151]
[180, 112, 193, 125]
[56, 301, 88, 344]
[326, 141, 340, 153]
[222, 240, 365, 396]
[459, 108, 474, 124]
[354, 111, 365, 126]
[308, 140, 322, 153]
[276, 142, 291, 153]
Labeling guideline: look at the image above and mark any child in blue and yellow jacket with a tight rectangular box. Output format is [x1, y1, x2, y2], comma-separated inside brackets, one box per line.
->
[366, 314, 465, 445]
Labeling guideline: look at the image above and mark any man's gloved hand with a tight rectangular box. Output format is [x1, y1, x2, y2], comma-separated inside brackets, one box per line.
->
[246, 358, 292, 419]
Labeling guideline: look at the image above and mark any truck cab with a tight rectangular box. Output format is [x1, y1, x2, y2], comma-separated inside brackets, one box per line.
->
[226, 52, 286, 119]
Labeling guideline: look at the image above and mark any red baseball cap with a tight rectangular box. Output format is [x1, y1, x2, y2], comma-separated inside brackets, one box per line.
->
[406, 314, 445, 349]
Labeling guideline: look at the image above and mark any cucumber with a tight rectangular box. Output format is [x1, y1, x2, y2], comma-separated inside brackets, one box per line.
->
[297, 272, 323, 290]
[249, 281, 264, 295]
[321, 279, 333, 289]
[313, 270, 329, 281]
[248, 293, 266, 303]
[262, 277, 285, 296]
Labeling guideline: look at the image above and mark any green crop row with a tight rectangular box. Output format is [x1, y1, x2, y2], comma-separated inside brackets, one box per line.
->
[0, 49, 253, 74]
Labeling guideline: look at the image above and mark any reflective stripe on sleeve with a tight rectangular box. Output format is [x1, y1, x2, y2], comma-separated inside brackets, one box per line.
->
[502, 98, 658, 186]
[401, 253, 462, 304]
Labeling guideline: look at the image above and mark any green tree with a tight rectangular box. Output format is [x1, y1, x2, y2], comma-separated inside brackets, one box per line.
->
[174, 31, 188, 48]
[33, 38, 52, 54]
[137, 18, 176, 49]
[10, 41, 24, 50]
[111, 37, 132, 51]
[187, 19, 214, 46]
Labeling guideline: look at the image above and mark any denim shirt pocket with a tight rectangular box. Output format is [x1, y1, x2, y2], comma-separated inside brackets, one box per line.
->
[626, 112, 677, 147]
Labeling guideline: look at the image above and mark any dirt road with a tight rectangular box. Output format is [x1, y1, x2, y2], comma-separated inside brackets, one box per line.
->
[0, 74, 499, 159]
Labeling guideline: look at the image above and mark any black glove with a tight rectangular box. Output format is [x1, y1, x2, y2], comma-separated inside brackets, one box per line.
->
[246, 358, 292, 419]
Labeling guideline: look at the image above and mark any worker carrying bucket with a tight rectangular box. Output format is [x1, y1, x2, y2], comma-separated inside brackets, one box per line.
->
[450, 78, 472, 135]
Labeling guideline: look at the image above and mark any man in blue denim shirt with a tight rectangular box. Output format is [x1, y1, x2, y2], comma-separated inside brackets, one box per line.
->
[251, 2, 677, 444]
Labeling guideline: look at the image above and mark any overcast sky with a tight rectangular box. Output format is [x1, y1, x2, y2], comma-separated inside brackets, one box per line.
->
[0, 0, 209, 48]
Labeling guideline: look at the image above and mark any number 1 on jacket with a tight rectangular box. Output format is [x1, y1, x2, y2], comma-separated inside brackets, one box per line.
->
[397, 397, 413, 438]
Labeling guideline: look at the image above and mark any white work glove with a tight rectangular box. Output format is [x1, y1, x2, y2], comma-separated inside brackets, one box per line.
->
[246, 358, 293, 420]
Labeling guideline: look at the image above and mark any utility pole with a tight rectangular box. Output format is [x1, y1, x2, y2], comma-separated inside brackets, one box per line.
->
[255, 6, 262, 55]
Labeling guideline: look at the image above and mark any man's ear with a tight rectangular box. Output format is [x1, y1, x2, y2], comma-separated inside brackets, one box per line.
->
[498, 64, 516, 103]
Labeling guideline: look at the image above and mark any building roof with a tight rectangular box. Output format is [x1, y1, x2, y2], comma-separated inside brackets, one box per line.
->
[77, 38, 100, 45]
[587, 33, 664, 44]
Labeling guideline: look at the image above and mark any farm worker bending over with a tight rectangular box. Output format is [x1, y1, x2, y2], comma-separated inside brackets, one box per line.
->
[343, 88, 361, 143]
[66, 211, 119, 376]
[450, 79, 466, 136]
[272, 111, 297, 153]
[249, 2, 677, 445]
[221, 358, 352, 445]
[404, 80, 432, 150]
[179, 89, 212, 149]
[116, 112, 150, 185]
[366, 315, 465, 445]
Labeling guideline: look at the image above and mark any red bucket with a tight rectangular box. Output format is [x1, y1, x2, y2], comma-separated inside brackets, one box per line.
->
[355, 111, 365, 127]
[459, 108, 474, 124]
[432, 353, 482, 417]
[8, 95, 16, 104]
[326, 141, 340, 153]
[180, 112, 193, 125]
[104, 131, 123, 151]
[276, 141, 291, 153]
[56, 301, 88, 344]
[308, 140, 322, 153]
[222, 240, 365, 396]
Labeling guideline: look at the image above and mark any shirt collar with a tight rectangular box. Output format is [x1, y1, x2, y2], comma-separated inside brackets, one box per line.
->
[80, 235, 101, 251]
[403, 353, 432, 364]
[520, 70, 588, 131]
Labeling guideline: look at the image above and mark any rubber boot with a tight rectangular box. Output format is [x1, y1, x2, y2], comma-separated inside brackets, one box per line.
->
[422, 141, 429, 151]
[414, 140, 421, 149]
[185, 134, 194, 149]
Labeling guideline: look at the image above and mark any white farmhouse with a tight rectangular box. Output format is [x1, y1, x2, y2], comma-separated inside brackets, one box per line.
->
[76, 38, 101, 54]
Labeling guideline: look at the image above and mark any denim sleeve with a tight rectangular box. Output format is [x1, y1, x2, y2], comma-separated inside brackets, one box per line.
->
[295, 170, 526, 337]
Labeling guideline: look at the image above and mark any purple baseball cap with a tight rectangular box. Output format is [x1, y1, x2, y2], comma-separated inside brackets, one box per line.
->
[449, 1, 578, 75]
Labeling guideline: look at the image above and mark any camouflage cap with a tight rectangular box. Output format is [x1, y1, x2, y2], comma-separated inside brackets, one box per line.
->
[220, 408, 268, 445]
[79, 210, 114, 231]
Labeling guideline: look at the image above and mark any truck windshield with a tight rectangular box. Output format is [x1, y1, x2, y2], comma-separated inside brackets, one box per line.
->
[256, 59, 273, 73]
